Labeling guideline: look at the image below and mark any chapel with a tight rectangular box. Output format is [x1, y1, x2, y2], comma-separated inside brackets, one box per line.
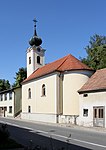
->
[21, 19, 94, 124]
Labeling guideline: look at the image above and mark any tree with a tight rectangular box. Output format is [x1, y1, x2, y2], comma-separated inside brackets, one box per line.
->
[13, 67, 27, 87]
[0, 79, 10, 91]
[81, 34, 106, 70]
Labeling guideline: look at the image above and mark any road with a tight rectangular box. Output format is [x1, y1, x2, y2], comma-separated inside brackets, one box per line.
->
[0, 117, 106, 150]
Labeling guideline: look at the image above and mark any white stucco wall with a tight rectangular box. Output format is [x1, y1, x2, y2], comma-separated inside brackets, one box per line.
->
[0, 92, 14, 117]
[22, 70, 93, 123]
[63, 70, 92, 116]
[22, 73, 60, 122]
[27, 47, 45, 77]
[78, 91, 106, 127]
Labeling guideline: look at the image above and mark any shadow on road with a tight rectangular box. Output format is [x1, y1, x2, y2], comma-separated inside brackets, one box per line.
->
[3, 124, 91, 150]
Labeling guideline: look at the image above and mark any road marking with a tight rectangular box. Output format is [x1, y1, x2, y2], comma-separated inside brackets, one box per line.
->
[72, 138, 106, 148]
[29, 129, 48, 135]
[50, 133, 106, 148]
[0, 120, 106, 148]
[29, 130, 106, 148]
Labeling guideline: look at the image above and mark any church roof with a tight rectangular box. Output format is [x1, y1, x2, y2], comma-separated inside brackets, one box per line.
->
[23, 54, 92, 83]
[78, 68, 106, 93]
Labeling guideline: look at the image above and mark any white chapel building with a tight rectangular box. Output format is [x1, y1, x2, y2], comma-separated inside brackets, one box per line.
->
[21, 20, 94, 124]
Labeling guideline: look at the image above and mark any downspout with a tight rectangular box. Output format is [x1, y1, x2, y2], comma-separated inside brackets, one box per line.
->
[13, 90, 15, 118]
[56, 72, 63, 123]
[56, 73, 59, 123]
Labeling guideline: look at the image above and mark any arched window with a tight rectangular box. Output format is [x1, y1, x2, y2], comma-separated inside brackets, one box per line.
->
[37, 56, 40, 64]
[28, 106, 31, 113]
[29, 57, 31, 64]
[42, 84, 46, 96]
[28, 88, 31, 99]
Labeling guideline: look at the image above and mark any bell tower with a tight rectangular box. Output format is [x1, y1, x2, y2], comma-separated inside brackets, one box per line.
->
[27, 18, 46, 77]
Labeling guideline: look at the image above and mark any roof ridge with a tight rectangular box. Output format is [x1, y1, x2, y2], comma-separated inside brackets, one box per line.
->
[56, 54, 70, 71]
[23, 54, 93, 84]
[78, 68, 106, 93]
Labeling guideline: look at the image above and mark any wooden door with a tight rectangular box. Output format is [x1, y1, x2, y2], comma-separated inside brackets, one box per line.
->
[93, 106, 105, 127]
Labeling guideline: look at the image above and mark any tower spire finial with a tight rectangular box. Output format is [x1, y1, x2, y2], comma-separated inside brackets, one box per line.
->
[29, 18, 42, 47]
[33, 18, 37, 36]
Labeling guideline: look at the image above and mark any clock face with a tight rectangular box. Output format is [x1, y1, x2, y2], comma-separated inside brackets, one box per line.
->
[37, 47, 41, 52]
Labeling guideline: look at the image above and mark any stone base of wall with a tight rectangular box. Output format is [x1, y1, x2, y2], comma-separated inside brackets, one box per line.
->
[77, 117, 93, 127]
[21, 112, 58, 123]
[58, 115, 79, 124]
[21, 113, 79, 125]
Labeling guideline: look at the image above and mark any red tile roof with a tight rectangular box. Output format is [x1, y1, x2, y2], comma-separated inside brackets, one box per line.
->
[78, 68, 106, 93]
[23, 54, 92, 83]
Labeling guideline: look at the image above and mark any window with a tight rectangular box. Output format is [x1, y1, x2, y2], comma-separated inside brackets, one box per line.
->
[37, 47, 40, 52]
[9, 106, 12, 113]
[99, 108, 103, 118]
[4, 93, 7, 100]
[94, 107, 104, 118]
[0, 107, 3, 111]
[42, 84, 46, 96]
[28, 88, 31, 99]
[94, 108, 97, 118]
[4, 107, 7, 111]
[83, 109, 88, 117]
[28, 106, 31, 113]
[83, 93, 88, 97]
[37, 56, 40, 64]
[0, 94, 3, 101]
[9, 92, 12, 100]
[29, 57, 31, 64]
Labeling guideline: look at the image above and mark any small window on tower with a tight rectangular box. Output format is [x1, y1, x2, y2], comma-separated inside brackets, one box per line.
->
[29, 57, 31, 64]
[28, 88, 31, 99]
[37, 47, 40, 52]
[37, 56, 40, 64]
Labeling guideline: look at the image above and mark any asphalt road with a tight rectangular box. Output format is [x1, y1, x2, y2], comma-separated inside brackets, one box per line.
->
[0, 117, 106, 150]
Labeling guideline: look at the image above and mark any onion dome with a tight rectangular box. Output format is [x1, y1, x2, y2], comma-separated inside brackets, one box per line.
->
[29, 18, 42, 46]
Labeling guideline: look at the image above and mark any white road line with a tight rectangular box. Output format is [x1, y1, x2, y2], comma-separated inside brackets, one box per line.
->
[72, 138, 106, 148]
[0, 121, 106, 148]
[51, 133, 106, 148]
[29, 130, 106, 148]
[29, 129, 48, 134]
[51, 133, 67, 139]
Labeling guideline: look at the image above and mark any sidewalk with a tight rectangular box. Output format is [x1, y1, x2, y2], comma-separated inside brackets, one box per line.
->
[15, 117, 106, 133]
[2, 116, 106, 133]
[57, 122, 106, 133]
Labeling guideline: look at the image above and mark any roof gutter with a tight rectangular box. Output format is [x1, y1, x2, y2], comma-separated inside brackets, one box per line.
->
[78, 88, 106, 94]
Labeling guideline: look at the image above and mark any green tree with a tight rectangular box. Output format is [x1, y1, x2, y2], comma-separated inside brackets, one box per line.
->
[13, 67, 27, 87]
[81, 34, 106, 70]
[0, 79, 10, 91]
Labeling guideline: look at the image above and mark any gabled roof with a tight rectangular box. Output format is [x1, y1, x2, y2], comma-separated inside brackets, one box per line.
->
[23, 54, 92, 83]
[0, 86, 21, 94]
[78, 68, 106, 93]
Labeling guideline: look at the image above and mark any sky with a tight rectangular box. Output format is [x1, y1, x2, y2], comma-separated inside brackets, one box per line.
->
[0, 0, 106, 84]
